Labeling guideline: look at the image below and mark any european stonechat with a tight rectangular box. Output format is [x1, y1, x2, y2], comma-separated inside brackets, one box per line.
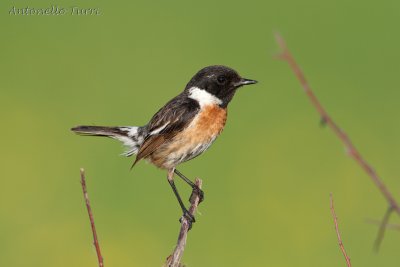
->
[72, 65, 257, 227]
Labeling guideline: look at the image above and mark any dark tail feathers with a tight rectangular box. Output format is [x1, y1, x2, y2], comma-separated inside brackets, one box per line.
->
[71, 125, 144, 156]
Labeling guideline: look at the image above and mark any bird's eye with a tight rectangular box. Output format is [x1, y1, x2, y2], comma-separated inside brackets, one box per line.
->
[217, 75, 227, 84]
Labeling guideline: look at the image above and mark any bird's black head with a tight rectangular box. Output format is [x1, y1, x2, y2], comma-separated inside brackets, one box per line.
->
[184, 65, 257, 108]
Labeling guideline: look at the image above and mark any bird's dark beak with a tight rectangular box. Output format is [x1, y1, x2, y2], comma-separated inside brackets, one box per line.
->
[235, 78, 258, 87]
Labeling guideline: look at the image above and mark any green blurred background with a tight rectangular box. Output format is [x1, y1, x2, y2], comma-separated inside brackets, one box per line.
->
[1, 0, 399, 266]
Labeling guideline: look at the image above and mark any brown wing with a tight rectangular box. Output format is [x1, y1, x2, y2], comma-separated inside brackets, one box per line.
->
[131, 94, 200, 168]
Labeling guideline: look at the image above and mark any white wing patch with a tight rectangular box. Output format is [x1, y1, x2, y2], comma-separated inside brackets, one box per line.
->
[149, 122, 169, 135]
[188, 87, 222, 107]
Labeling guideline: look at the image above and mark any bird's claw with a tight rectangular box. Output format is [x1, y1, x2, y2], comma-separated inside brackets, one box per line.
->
[189, 185, 204, 204]
[179, 209, 196, 230]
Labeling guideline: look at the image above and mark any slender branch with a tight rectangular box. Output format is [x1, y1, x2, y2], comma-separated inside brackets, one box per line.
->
[373, 206, 394, 252]
[366, 218, 400, 231]
[80, 168, 104, 267]
[330, 194, 352, 267]
[275, 33, 400, 246]
[164, 178, 203, 267]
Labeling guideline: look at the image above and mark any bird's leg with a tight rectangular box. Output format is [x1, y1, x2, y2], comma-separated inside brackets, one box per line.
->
[167, 169, 195, 229]
[174, 169, 204, 203]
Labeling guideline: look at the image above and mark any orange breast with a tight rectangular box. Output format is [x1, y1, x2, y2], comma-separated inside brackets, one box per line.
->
[189, 104, 227, 138]
[149, 104, 227, 169]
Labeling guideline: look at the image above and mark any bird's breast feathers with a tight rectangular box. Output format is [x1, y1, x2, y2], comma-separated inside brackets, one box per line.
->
[148, 102, 227, 169]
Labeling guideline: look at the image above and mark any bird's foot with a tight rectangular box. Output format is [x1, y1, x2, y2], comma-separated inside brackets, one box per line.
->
[179, 209, 196, 230]
[189, 185, 204, 204]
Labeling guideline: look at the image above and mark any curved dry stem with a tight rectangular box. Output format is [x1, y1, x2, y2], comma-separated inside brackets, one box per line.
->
[330, 194, 352, 267]
[80, 168, 104, 267]
[275, 33, 400, 248]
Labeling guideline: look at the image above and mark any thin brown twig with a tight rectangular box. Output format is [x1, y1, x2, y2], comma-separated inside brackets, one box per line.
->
[164, 178, 203, 267]
[275, 33, 400, 246]
[366, 218, 400, 231]
[330, 194, 352, 267]
[373, 206, 394, 252]
[80, 168, 104, 267]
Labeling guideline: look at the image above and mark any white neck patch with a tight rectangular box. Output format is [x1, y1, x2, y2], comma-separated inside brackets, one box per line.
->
[188, 87, 222, 107]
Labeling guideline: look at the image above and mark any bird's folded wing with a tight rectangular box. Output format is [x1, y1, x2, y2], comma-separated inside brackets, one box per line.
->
[132, 95, 200, 166]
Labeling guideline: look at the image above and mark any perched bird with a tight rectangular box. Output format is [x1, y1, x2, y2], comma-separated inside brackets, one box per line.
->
[72, 65, 257, 227]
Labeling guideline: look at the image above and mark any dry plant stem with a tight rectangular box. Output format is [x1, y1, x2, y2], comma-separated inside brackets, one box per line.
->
[330, 194, 352, 267]
[374, 206, 394, 251]
[165, 178, 203, 267]
[275, 33, 400, 245]
[80, 168, 104, 267]
[366, 218, 400, 231]
[275, 33, 400, 214]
